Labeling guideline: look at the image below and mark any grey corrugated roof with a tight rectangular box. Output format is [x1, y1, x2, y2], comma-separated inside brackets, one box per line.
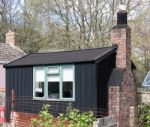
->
[108, 68, 125, 86]
[5, 45, 117, 67]
[0, 43, 26, 64]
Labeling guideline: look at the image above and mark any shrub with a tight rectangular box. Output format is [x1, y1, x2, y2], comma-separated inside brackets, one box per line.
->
[31, 104, 53, 127]
[31, 104, 95, 127]
[138, 103, 150, 127]
[58, 109, 94, 127]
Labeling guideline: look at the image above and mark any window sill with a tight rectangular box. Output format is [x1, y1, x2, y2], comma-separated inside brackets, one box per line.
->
[33, 97, 75, 102]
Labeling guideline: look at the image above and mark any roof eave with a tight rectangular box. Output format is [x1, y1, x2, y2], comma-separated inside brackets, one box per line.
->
[4, 60, 96, 68]
[95, 47, 117, 64]
[4, 53, 30, 68]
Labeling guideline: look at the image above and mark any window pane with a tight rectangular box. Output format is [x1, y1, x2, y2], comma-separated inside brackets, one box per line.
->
[143, 71, 150, 86]
[35, 82, 44, 97]
[35, 68, 45, 97]
[62, 67, 73, 81]
[48, 75, 60, 99]
[48, 82, 59, 99]
[48, 76, 59, 82]
[35, 68, 45, 82]
[63, 82, 73, 98]
[48, 66, 59, 74]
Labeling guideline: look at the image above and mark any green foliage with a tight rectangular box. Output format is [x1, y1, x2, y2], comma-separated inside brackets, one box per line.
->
[58, 109, 94, 127]
[31, 104, 95, 127]
[138, 103, 150, 127]
[68, 109, 94, 127]
[31, 104, 53, 127]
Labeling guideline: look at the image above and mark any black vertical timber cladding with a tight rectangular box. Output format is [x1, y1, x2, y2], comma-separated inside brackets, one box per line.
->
[75, 63, 97, 109]
[5, 67, 33, 121]
[96, 53, 116, 111]
[5, 68, 11, 122]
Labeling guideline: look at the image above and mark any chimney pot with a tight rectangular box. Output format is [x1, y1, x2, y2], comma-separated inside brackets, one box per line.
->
[117, 5, 127, 25]
[118, 5, 126, 11]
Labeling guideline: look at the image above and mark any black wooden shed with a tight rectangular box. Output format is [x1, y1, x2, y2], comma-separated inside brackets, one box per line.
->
[5, 45, 118, 121]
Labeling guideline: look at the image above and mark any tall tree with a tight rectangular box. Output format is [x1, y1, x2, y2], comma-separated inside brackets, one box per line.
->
[131, 3, 150, 84]
[0, 0, 20, 42]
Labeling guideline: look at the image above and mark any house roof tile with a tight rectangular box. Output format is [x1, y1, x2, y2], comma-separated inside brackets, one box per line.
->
[0, 43, 26, 64]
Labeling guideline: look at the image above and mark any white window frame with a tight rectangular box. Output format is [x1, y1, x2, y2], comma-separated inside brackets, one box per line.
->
[33, 65, 75, 101]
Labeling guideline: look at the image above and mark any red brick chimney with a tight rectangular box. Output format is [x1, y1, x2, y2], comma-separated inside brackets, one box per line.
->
[109, 5, 138, 127]
[111, 5, 131, 70]
[5, 30, 15, 47]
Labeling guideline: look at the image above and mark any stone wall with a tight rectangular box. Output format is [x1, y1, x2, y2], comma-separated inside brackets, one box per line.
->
[137, 87, 150, 104]
[93, 116, 117, 127]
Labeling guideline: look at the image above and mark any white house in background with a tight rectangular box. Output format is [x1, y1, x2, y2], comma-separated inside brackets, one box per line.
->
[0, 30, 26, 106]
